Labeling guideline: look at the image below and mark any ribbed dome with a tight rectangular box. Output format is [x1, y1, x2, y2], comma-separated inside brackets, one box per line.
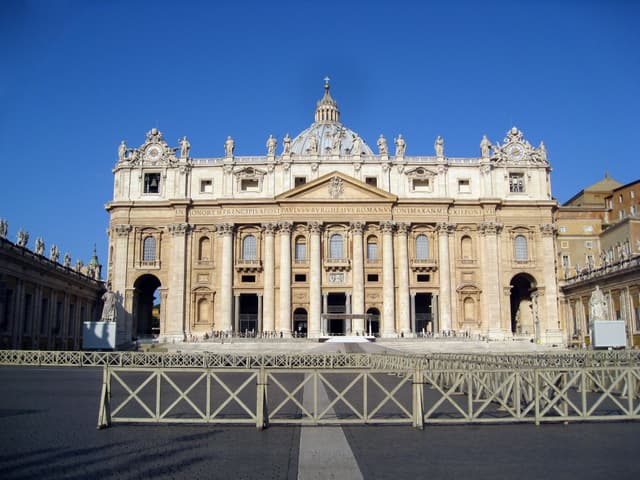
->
[290, 79, 373, 157]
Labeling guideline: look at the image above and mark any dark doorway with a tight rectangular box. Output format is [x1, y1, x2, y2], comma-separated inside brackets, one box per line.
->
[327, 292, 346, 335]
[239, 294, 258, 335]
[510, 273, 537, 336]
[133, 274, 161, 338]
[415, 293, 433, 334]
[293, 308, 308, 337]
[366, 307, 380, 336]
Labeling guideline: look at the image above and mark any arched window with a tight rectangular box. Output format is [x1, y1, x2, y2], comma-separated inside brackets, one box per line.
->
[295, 236, 306, 262]
[142, 236, 156, 262]
[198, 237, 210, 261]
[415, 234, 429, 260]
[461, 236, 473, 260]
[242, 235, 257, 260]
[329, 234, 343, 259]
[366, 236, 378, 261]
[514, 235, 528, 261]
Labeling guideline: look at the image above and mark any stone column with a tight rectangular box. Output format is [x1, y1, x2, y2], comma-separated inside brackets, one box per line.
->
[397, 223, 411, 336]
[437, 223, 453, 333]
[345, 292, 352, 334]
[540, 224, 563, 344]
[166, 223, 190, 342]
[432, 294, 439, 333]
[308, 222, 322, 338]
[411, 293, 416, 334]
[381, 221, 396, 337]
[257, 294, 263, 335]
[234, 294, 240, 333]
[350, 221, 365, 334]
[479, 222, 503, 340]
[278, 222, 292, 337]
[262, 223, 277, 334]
[217, 223, 234, 333]
[112, 224, 132, 343]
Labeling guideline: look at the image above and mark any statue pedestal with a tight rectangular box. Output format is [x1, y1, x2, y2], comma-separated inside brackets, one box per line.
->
[82, 322, 117, 350]
[591, 321, 626, 348]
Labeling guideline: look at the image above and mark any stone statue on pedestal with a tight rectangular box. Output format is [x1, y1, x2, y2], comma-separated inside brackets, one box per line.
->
[118, 141, 127, 162]
[266, 135, 277, 156]
[589, 286, 608, 321]
[50, 244, 59, 262]
[435, 136, 444, 157]
[480, 135, 491, 159]
[101, 284, 117, 322]
[282, 133, 291, 155]
[394, 134, 406, 157]
[0, 219, 7, 239]
[351, 135, 362, 155]
[224, 136, 235, 157]
[64, 252, 71, 268]
[16, 229, 29, 247]
[35, 237, 45, 256]
[179, 136, 191, 159]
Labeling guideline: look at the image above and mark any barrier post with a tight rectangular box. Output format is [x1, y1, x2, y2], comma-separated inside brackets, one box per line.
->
[97, 365, 111, 429]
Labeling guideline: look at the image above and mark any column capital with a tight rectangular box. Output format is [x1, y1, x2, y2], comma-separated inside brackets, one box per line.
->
[113, 224, 132, 237]
[262, 223, 278, 236]
[307, 221, 323, 234]
[216, 223, 234, 236]
[436, 222, 455, 235]
[349, 221, 365, 234]
[540, 223, 556, 236]
[168, 223, 191, 236]
[380, 221, 395, 234]
[478, 221, 502, 235]
[278, 221, 293, 234]
[396, 222, 410, 234]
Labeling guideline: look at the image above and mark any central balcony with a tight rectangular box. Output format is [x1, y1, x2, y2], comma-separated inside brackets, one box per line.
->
[235, 259, 262, 273]
[324, 257, 351, 272]
[410, 258, 438, 272]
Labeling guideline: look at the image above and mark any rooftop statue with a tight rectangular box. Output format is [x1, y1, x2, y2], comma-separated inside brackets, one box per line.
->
[16, 229, 29, 248]
[307, 133, 318, 154]
[538, 141, 547, 162]
[435, 136, 444, 157]
[351, 135, 362, 155]
[225, 136, 235, 157]
[179, 136, 191, 159]
[282, 134, 291, 155]
[64, 252, 71, 268]
[266, 134, 277, 156]
[35, 237, 45, 256]
[480, 135, 491, 159]
[0, 218, 7, 239]
[118, 140, 127, 162]
[394, 134, 406, 157]
[50, 244, 59, 262]
[332, 131, 342, 154]
[377, 134, 388, 155]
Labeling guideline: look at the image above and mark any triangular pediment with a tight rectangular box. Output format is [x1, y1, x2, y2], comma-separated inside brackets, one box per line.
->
[276, 171, 397, 202]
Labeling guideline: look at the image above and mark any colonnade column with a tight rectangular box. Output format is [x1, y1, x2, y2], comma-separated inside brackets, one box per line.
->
[278, 222, 292, 337]
[397, 223, 411, 336]
[437, 223, 453, 333]
[541, 224, 563, 344]
[217, 223, 234, 333]
[479, 221, 503, 339]
[262, 223, 276, 333]
[381, 221, 396, 337]
[350, 221, 365, 334]
[167, 223, 190, 341]
[234, 294, 240, 332]
[308, 222, 322, 338]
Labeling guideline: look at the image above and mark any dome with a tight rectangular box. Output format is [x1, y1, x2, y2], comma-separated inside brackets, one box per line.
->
[290, 80, 374, 157]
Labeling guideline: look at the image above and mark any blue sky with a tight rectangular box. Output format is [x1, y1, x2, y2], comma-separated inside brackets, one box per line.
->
[1, 0, 638, 270]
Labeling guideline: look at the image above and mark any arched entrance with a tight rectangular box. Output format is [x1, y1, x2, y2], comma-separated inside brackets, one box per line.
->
[293, 308, 307, 337]
[510, 273, 537, 336]
[133, 274, 161, 339]
[366, 307, 380, 336]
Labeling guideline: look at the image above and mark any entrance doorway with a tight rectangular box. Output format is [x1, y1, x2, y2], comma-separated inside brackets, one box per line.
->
[414, 293, 433, 334]
[366, 307, 380, 336]
[133, 274, 161, 338]
[327, 292, 346, 335]
[293, 308, 308, 337]
[238, 294, 258, 335]
[510, 274, 537, 336]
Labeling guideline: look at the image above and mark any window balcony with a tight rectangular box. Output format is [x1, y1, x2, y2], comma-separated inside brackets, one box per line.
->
[410, 258, 438, 272]
[235, 259, 262, 272]
[137, 260, 160, 270]
[324, 257, 351, 272]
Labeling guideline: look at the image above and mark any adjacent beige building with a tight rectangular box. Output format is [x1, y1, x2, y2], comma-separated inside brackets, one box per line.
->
[106, 82, 563, 344]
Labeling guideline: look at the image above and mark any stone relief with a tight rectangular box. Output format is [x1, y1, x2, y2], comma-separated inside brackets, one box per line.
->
[328, 176, 344, 199]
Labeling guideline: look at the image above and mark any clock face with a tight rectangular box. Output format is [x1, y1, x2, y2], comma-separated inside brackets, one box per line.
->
[507, 144, 524, 160]
[145, 145, 162, 161]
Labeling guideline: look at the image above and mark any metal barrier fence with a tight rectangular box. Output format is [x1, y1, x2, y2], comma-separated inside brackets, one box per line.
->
[1, 350, 638, 429]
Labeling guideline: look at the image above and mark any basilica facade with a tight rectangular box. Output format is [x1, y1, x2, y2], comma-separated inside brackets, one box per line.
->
[106, 82, 563, 344]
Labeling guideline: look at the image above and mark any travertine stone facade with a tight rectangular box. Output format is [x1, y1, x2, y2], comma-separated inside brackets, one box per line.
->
[106, 82, 562, 343]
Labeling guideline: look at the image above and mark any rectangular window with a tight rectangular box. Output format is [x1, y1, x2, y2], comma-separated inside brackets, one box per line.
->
[294, 177, 306, 187]
[417, 274, 430, 282]
[241, 275, 256, 283]
[562, 255, 570, 268]
[365, 177, 378, 188]
[367, 273, 379, 282]
[559, 226, 567, 233]
[240, 179, 259, 192]
[412, 178, 430, 192]
[367, 242, 378, 261]
[584, 241, 593, 248]
[583, 225, 593, 233]
[200, 179, 213, 193]
[294, 274, 307, 282]
[509, 173, 524, 193]
[143, 173, 161, 194]
[458, 179, 470, 193]
[295, 242, 306, 261]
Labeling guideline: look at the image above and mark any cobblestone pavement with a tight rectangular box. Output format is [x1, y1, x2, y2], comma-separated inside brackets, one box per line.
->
[2, 343, 639, 479]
